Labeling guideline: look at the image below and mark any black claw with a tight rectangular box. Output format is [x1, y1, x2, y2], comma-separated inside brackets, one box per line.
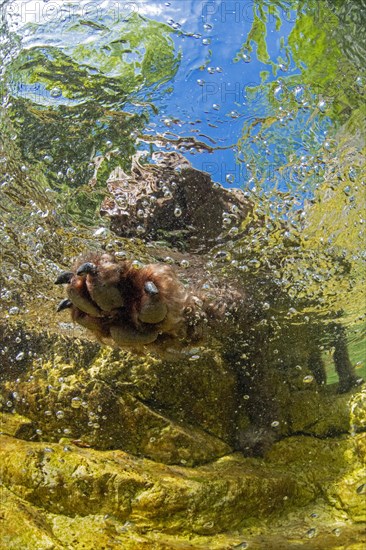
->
[76, 262, 97, 276]
[56, 299, 72, 312]
[144, 281, 159, 296]
[55, 271, 74, 284]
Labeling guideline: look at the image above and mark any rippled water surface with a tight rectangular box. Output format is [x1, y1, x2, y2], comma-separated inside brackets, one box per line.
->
[0, 0, 365, 545]
[1, 0, 365, 373]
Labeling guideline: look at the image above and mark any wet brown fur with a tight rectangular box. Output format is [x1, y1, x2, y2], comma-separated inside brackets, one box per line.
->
[62, 253, 197, 350]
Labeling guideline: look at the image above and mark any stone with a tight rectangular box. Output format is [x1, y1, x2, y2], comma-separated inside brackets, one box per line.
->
[0, 432, 365, 548]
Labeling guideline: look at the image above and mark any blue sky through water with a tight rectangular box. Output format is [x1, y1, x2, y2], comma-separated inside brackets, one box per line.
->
[139, 0, 300, 189]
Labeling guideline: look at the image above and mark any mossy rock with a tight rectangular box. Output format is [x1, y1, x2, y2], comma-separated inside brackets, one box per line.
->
[0, 432, 365, 549]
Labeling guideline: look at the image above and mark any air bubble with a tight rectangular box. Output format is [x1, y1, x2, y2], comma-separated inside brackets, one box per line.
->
[180, 259, 190, 268]
[50, 87, 62, 98]
[226, 174, 235, 184]
[274, 86, 284, 101]
[306, 528, 316, 538]
[174, 207, 182, 217]
[348, 167, 356, 181]
[303, 375, 314, 384]
[294, 85, 304, 102]
[15, 352, 25, 361]
[55, 410, 65, 419]
[317, 99, 326, 112]
[115, 251, 128, 260]
[355, 76, 363, 87]
[71, 397, 82, 409]
[202, 38, 211, 45]
[214, 250, 230, 261]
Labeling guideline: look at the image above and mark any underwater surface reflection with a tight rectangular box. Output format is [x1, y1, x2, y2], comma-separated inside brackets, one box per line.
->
[0, 0, 365, 548]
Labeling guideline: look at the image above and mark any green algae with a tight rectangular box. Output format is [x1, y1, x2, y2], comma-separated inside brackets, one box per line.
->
[0, 431, 365, 549]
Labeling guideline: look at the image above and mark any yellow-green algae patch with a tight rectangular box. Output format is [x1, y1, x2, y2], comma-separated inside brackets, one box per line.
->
[0, 429, 365, 549]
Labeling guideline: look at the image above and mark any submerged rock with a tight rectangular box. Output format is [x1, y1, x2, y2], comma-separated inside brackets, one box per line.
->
[0, 431, 365, 549]
[2, 322, 364, 467]
[0, 153, 364, 547]
[100, 151, 254, 252]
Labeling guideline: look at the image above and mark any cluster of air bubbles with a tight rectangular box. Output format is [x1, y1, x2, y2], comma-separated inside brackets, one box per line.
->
[222, 212, 232, 227]
[207, 66, 223, 74]
[167, 19, 181, 30]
